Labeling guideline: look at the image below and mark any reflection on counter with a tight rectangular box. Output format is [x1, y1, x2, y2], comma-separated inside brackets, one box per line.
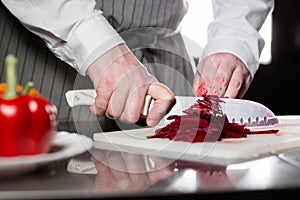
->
[88, 149, 175, 194]
[66, 148, 255, 194]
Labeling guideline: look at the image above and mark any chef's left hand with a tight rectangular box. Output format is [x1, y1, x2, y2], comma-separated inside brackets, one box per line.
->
[193, 53, 251, 98]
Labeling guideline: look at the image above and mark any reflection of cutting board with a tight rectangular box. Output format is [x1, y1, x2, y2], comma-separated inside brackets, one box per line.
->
[93, 116, 300, 166]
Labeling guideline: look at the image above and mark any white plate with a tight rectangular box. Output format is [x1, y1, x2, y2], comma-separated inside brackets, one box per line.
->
[0, 131, 93, 178]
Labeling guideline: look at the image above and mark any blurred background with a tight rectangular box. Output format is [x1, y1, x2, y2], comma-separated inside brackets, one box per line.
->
[243, 0, 300, 115]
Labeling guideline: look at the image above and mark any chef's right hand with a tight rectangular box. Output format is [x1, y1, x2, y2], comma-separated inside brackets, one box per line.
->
[86, 44, 174, 127]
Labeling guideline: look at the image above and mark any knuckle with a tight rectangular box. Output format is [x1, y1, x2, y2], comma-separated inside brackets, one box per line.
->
[94, 100, 107, 114]
[106, 108, 121, 119]
[95, 107, 106, 115]
[215, 74, 228, 85]
[165, 93, 175, 102]
[233, 79, 242, 89]
[105, 110, 114, 119]
[102, 76, 115, 87]
[126, 112, 139, 123]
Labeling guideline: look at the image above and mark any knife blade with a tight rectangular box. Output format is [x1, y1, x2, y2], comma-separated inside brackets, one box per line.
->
[65, 89, 278, 127]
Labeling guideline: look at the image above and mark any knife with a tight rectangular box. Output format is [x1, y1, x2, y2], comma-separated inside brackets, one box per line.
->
[65, 89, 278, 127]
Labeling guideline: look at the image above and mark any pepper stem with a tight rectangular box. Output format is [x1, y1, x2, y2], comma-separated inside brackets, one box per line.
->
[4, 54, 18, 99]
[22, 81, 34, 94]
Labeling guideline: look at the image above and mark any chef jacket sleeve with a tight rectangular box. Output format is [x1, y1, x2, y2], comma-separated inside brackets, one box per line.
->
[202, 0, 274, 78]
[1, 0, 125, 76]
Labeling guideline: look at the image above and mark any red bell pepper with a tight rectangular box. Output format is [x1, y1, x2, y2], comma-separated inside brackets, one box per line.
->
[0, 55, 57, 157]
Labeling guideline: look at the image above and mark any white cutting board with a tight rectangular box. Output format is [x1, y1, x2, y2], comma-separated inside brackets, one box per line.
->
[93, 115, 300, 166]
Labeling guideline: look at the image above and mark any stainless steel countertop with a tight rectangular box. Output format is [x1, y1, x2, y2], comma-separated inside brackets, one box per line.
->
[1, 120, 300, 200]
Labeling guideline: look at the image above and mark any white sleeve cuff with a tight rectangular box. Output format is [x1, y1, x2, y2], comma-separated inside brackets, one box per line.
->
[49, 13, 125, 76]
[201, 37, 261, 79]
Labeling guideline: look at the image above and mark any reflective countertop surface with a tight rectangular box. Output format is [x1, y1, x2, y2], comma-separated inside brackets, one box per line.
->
[1, 119, 300, 200]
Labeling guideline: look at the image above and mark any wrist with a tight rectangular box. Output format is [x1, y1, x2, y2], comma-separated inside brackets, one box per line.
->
[86, 44, 131, 86]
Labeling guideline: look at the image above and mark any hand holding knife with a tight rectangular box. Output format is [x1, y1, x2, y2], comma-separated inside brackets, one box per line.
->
[66, 89, 278, 128]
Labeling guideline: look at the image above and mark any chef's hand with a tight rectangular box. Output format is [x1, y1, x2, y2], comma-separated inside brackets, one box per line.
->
[87, 44, 174, 126]
[193, 53, 251, 98]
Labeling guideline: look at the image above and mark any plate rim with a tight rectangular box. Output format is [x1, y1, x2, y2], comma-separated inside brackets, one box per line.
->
[0, 131, 93, 168]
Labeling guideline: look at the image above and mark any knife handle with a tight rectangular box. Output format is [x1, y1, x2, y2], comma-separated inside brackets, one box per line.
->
[66, 90, 154, 117]
[65, 89, 96, 107]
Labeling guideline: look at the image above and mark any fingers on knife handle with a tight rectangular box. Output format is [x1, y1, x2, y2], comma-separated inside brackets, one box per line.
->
[140, 95, 176, 118]
[141, 94, 153, 118]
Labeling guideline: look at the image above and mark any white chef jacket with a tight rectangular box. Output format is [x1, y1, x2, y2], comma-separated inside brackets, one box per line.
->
[1, 0, 273, 79]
